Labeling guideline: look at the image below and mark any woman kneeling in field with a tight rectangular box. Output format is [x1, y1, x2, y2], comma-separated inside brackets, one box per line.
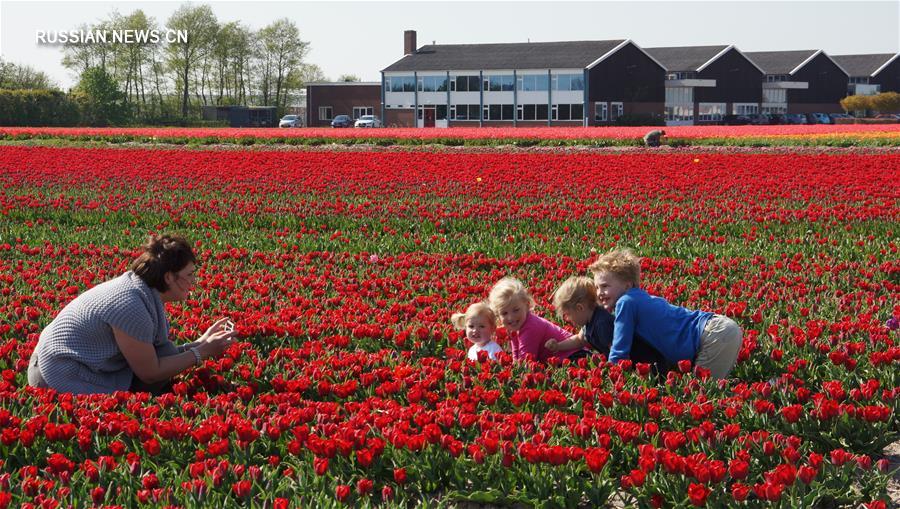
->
[28, 234, 237, 395]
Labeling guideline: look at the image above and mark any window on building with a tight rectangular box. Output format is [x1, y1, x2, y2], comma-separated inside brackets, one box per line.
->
[436, 105, 447, 120]
[352, 106, 373, 119]
[417, 76, 448, 92]
[666, 71, 698, 80]
[550, 74, 585, 91]
[665, 87, 693, 105]
[595, 102, 608, 122]
[664, 105, 694, 122]
[483, 104, 514, 120]
[552, 104, 584, 121]
[319, 106, 333, 120]
[697, 103, 725, 121]
[451, 104, 481, 120]
[517, 74, 550, 92]
[570, 75, 585, 91]
[515, 104, 549, 121]
[387, 76, 415, 92]
[483, 75, 515, 92]
[451, 76, 481, 92]
[733, 103, 759, 115]
[610, 102, 623, 121]
[762, 88, 787, 104]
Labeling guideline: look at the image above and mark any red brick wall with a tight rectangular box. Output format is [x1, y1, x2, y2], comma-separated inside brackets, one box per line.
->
[384, 109, 415, 127]
[306, 85, 381, 127]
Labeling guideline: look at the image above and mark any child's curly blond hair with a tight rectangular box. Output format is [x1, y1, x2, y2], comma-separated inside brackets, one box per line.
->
[588, 248, 641, 287]
[487, 277, 535, 314]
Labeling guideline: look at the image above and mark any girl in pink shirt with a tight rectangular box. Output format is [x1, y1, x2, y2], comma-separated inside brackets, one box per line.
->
[487, 277, 585, 363]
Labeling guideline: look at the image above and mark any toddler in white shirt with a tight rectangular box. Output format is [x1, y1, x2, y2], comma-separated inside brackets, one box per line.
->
[452, 302, 503, 361]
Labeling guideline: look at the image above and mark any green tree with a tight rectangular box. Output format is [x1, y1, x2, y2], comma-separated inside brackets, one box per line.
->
[113, 10, 158, 117]
[255, 18, 309, 110]
[299, 63, 326, 83]
[73, 66, 128, 126]
[839, 94, 871, 115]
[165, 4, 218, 118]
[338, 74, 361, 82]
[0, 59, 55, 90]
[869, 91, 900, 113]
[212, 21, 252, 105]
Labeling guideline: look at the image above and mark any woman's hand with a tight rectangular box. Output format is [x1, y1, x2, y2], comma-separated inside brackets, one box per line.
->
[196, 318, 237, 359]
[544, 339, 560, 352]
[199, 317, 233, 342]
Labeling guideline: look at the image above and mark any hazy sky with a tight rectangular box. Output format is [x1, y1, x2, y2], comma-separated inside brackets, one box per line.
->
[1, 0, 897, 89]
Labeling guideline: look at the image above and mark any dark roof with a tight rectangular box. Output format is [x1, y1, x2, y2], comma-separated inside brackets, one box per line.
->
[743, 50, 820, 74]
[831, 54, 898, 77]
[643, 45, 729, 71]
[382, 39, 627, 72]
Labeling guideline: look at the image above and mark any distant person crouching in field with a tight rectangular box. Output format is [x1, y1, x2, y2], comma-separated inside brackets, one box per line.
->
[28, 234, 237, 395]
[643, 129, 666, 147]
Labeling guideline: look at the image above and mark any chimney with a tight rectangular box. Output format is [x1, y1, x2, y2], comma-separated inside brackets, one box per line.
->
[404, 30, 417, 56]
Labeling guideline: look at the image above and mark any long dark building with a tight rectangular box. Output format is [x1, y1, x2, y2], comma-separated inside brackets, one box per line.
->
[745, 50, 849, 114]
[349, 30, 895, 129]
[381, 31, 665, 127]
[832, 54, 900, 96]
[646, 45, 764, 125]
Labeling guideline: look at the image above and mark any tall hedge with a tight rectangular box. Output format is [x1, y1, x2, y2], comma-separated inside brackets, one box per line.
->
[0, 89, 80, 126]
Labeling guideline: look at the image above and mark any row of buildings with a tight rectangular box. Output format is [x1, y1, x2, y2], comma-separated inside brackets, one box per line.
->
[306, 30, 899, 128]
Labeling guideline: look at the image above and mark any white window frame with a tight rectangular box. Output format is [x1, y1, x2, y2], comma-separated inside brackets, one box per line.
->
[610, 102, 623, 121]
[762, 89, 787, 104]
[733, 103, 759, 115]
[319, 106, 333, 121]
[698, 103, 725, 122]
[595, 102, 608, 122]
[352, 106, 373, 119]
[761, 105, 787, 114]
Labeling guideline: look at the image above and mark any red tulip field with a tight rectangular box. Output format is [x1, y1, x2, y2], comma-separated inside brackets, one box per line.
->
[1, 125, 899, 147]
[0, 139, 897, 507]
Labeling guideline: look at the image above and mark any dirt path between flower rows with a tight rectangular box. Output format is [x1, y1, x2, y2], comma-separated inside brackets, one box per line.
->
[886, 440, 900, 506]
[1, 138, 900, 155]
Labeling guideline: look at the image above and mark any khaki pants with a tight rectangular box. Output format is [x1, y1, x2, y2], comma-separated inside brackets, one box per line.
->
[695, 315, 743, 379]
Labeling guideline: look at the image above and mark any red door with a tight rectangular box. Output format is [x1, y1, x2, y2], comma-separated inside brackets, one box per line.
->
[424, 108, 435, 128]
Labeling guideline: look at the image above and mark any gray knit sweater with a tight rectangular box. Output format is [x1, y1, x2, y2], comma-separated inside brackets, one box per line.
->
[29, 271, 184, 394]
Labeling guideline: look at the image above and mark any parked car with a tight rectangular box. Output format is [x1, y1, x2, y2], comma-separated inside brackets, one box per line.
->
[354, 115, 383, 128]
[806, 113, 832, 124]
[829, 113, 853, 122]
[331, 115, 353, 128]
[722, 114, 751, 125]
[767, 114, 786, 125]
[783, 114, 808, 125]
[278, 115, 303, 128]
[873, 113, 900, 121]
[748, 114, 771, 125]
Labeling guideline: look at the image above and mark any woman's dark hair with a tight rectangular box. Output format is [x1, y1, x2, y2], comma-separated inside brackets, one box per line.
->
[130, 234, 197, 292]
